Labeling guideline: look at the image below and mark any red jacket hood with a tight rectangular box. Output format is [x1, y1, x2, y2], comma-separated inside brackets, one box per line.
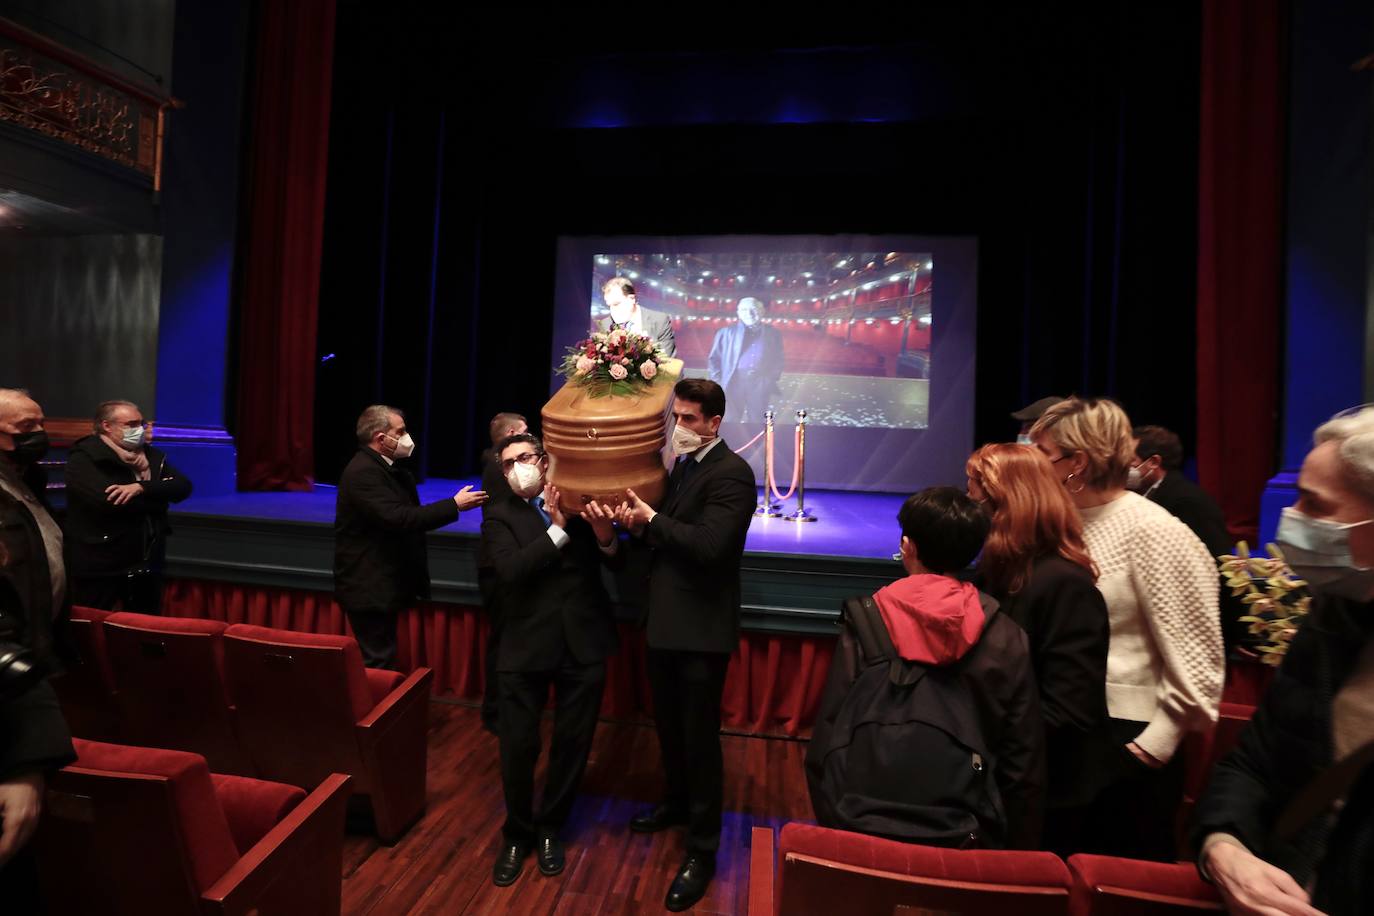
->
[871, 574, 988, 665]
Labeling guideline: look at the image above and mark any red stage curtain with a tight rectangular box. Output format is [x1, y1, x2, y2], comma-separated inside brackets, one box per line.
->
[234, 0, 337, 491]
[1195, 0, 1285, 543]
[162, 579, 833, 738]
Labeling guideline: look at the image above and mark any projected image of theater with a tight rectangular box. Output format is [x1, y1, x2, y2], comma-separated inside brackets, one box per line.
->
[589, 252, 932, 429]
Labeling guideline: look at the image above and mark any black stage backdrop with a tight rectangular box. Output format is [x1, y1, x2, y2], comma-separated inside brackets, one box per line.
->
[313, 5, 1200, 486]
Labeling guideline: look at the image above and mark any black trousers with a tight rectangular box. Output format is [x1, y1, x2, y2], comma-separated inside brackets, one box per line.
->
[0, 843, 43, 914]
[344, 607, 399, 670]
[724, 375, 775, 425]
[498, 659, 606, 845]
[480, 589, 502, 729]
[69, 571, 163, 615]
[646, 647, 731, 855]
[1041, 718, 1187, 861]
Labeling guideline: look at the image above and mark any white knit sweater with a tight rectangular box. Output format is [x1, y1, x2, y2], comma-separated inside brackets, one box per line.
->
[1079, 491, 1224, 763]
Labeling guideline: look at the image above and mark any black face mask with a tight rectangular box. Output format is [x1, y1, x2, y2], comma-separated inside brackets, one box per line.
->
[7, 430, 49, 464]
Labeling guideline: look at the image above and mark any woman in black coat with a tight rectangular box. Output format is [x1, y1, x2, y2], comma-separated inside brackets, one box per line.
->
[63, 401, 192, 613]
[966, 443, 1113, 855]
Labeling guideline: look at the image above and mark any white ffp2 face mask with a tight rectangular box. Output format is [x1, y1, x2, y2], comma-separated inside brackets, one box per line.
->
[671, 424, 706, 456]
[387, 433, 415, 460]
[507, 461, 544, 499]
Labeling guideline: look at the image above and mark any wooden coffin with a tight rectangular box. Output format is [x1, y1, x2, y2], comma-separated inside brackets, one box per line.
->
[542, 358, 682, 513]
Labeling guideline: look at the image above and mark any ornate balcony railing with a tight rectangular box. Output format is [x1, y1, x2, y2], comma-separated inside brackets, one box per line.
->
[0, 17, 178, 189]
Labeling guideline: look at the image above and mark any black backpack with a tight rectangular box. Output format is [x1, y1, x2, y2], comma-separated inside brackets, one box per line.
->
[804, 594, 1008, 848]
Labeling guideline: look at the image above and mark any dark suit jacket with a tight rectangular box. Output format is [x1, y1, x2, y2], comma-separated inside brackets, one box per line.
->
[642, 440, 757, 654]
[1191, 593, 1374, 905]
[64, 436, 193, 578]
[333, 448, 459, 612]
[479, 493, 621, 671]
[707, 321, 785, 394]
[476, 454, 509, 604]
[0, 474, 76, 782]
[1148, 472, 1230, 556]
[992, 554, 1113, 808]
[597, 306, 677, 358]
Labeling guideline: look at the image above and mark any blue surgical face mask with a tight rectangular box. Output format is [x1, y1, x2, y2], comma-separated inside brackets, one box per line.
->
[1276, 506, 1374, 601]
[1015, 434, 1033, 446]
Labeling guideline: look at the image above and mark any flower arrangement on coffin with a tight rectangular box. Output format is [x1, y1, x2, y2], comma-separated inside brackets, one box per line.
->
[557, 328, 664, 397]
[1218, 541, 1312, 666]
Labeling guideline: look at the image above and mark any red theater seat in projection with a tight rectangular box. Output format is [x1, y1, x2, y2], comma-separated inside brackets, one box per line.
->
[221, 624, 432, 843]
[1067, 854, 1223, 914]
[748, 824, 1073, 916]
[779, 328, 885, 375]
[102, 612, 255, 775]
[36, 739, 350, 916]
[52, 605, 120, 742]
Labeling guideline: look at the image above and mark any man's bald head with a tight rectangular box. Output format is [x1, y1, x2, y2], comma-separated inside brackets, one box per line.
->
[0, 388, 45, 456]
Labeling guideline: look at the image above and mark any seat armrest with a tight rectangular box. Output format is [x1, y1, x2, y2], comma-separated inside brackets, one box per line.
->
[201, 773, 352, 916]
[356, 668, 432, 733]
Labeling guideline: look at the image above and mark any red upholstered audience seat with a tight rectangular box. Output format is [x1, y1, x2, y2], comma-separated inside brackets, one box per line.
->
[1067, 854, 1223, 914]
[36, 739, 350, 915]
[51, 605, 120, 741]
[102, 612, 255, 775]
[748, 823, 1073, 916]
[221, 623, 432, 843]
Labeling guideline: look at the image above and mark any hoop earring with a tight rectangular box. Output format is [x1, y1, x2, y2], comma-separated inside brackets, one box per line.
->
[1066, 473, 1086, 495]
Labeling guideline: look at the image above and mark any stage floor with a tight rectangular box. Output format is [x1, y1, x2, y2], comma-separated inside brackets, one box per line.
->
[172, 477, 905, 561]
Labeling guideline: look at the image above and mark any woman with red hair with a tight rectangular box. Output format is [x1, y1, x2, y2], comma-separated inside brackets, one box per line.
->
[966, 443, 1112, 855]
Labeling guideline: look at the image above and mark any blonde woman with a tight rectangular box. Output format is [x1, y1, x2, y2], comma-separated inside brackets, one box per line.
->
[1029, 397, 1222, 860]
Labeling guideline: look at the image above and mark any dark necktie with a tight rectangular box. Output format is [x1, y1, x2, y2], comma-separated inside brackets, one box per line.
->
[530, 495, 551, 527]
[675, 456, 698, 492]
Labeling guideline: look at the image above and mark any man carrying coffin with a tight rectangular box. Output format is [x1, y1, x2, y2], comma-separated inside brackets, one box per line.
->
[617, 378, 757, 911]
[481, 433, 622, 887]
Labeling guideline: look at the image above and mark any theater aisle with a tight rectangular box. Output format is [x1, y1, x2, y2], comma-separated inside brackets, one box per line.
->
[342, 703, 814, 915]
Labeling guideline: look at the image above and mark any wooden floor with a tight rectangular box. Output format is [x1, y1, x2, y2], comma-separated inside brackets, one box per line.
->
[341, 702, 814, 915]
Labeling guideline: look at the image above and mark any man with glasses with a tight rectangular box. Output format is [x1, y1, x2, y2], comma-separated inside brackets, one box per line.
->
[335, 404, 487, 669]
[478, 412, 529, 732]
[479, 433, 621, 887]
[64, 400, 193, 613]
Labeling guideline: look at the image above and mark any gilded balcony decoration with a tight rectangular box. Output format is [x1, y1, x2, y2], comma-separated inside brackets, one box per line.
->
[0, 18, 177, 188]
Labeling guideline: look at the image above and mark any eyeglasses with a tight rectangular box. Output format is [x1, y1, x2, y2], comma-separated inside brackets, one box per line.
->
[500, 451, 545, 472]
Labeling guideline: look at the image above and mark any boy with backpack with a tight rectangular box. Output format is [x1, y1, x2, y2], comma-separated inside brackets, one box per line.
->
[805, 487, 1046, 849]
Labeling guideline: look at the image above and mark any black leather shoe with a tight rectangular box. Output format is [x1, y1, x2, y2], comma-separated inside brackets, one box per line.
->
[537, 834, 565, 876]
[492, 841, 529, 887]
[629, 803, 688, 833]
[665, 854, 716, 912]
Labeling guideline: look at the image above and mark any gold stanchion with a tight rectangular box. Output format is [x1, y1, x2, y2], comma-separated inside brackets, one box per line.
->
[783, 408, 817, 522]
[756, 409, 783, 517]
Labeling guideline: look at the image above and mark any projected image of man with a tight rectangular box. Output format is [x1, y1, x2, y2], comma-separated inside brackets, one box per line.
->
[596, 277, 676, 358]
[707, 297, 784, 425]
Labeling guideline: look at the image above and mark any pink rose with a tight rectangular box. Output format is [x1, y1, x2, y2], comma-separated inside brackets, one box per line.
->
[576, 355, 595, 374]
[639, 360, 657, 379]
[620, 356, 631, 365]
[608, 363, 628, 380]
